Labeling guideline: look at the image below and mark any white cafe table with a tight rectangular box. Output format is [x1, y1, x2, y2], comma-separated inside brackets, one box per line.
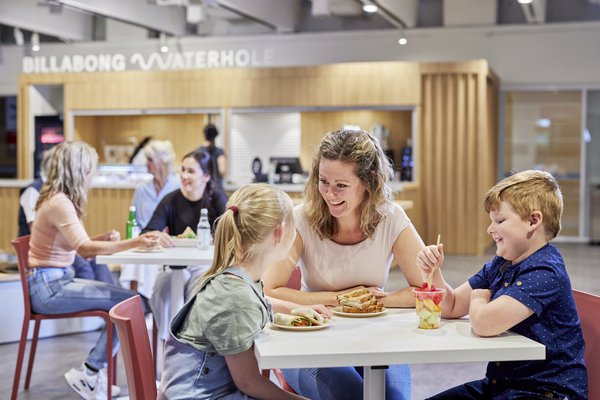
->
[254, 308, 545, 400]
[97, 246, 214, 316]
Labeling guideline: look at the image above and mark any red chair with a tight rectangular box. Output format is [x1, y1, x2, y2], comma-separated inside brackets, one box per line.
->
[109, 295, 157, 400]
[573, 289, 600, 399]
[11, 235, 117, 400]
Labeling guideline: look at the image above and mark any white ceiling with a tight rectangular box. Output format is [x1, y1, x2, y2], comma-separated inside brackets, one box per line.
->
[1, 0, 600, 46]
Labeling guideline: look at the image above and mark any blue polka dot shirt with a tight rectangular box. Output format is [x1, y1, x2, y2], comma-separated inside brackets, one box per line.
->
[468, 243, 588, 399]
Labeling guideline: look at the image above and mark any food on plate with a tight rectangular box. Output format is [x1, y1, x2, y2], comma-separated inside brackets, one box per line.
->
[176, 226, 196, 239]
[413, 283, 445, 329]
[290, 307, 326, 325]
[337, 289, 384, 314]
[274, 308, 329, 327]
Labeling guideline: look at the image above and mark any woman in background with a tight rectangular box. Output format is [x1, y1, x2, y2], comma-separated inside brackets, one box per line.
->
[198, 123, 226, 188]
[28, 141, 158, 399]
[144, 149, 228, 340]
[119, 139, 180, 297]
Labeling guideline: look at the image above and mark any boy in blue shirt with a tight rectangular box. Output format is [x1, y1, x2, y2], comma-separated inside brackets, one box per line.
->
[417, 170, 587, 399]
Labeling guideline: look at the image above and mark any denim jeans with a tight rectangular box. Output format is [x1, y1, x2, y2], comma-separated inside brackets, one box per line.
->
[282, 364, 411, 400]
[71, 254, 116, 284]
[28, 267, 148, 370]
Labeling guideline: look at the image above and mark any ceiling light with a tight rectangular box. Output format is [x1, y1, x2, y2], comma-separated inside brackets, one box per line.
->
[31, 32, 40, 52]
[518, 0, 532, 4]
[398, 37, 408, 45]
[363, 2, 378, 13]
[159, 33, 169, 53]
[13, 28, 24, 46]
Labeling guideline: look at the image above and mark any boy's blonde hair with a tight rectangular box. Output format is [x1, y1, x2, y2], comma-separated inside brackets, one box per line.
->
[304, 129, 394, 240]
[483, 170, 563, 240]
[36, 142, 98, 218]
[197, 183, 294, 288]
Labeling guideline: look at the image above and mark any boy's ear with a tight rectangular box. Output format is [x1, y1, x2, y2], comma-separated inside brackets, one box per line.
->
[528, 211, 544, 231]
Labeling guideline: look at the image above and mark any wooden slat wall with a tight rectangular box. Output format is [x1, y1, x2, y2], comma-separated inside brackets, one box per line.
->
[84, 188, 135, 240]
[15, 60, 499, 255]
[0, 187, 21, 253]
[74, 114, 209, 163]
[420, 62, 498, 255]
[300, 110, 413, 173]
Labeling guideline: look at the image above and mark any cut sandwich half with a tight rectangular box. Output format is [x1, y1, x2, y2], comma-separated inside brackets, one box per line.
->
[337, 289, 384, 313]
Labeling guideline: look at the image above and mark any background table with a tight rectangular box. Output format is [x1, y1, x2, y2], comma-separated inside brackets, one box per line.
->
[255, 308, 545, 400]
[98, 246, 214, 316]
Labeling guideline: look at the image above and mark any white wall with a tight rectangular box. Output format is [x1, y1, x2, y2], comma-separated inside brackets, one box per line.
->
[1, 21, 600, 95]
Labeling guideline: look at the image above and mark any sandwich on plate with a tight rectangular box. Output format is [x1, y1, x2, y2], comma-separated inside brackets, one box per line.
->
[273, 307, 328, 327]
[337, 289, 384, 313]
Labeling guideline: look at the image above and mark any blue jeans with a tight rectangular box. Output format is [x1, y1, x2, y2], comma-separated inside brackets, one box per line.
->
[71, 254, 116, 284]
[28, 267, 148, 370]
[282, 364, 410, 400]
[427, 379, 572, 400]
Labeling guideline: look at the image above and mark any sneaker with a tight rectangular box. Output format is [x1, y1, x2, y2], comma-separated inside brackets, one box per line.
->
[64, 363, 121, 399]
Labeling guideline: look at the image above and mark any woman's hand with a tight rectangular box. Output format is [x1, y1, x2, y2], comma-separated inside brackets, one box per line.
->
[135, 232, 160, 249]
[416, 243, 444, 275]
[308, 304, 333, 319]
[146, 230, 174, 248]
[338, 286, 387, 299]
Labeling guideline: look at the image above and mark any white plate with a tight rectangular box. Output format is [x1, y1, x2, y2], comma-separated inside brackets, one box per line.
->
[133, 247, 165, 253]
[270, 321, 331, 331]
[331, 306, 387, 318]
[172, 238, 197, 247]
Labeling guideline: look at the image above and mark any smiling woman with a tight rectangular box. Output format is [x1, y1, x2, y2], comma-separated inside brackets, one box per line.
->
[263, 129, 427, 400]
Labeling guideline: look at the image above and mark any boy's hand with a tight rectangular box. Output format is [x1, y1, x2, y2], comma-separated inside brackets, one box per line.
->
[416, 243, 444, 275]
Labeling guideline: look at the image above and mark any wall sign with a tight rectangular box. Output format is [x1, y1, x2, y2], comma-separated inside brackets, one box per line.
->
[22, 48, 275, 73]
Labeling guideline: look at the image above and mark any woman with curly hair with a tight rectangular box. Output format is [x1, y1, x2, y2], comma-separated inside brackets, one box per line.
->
[263, 129, 426, 400]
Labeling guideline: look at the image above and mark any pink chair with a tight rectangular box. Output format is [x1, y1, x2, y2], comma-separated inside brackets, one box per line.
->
[573, 289, 600, 399]
[109, 295, 157, 400]
[11, 235, 117, 400]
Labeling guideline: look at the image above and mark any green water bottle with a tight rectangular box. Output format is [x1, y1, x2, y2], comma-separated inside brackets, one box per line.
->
[126, 206, 140, 239]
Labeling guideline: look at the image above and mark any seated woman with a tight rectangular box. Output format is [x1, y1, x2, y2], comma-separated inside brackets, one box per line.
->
[19, 146, 115, 284]
[263, 129, 426, 400]
[144, 149, 228, 341]
[119, 139, 180, 297]
[27, 141, 159, 399]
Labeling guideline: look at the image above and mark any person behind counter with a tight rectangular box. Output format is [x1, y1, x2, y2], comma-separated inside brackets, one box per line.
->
[19, 145, 116, 285]
[159, 183, 324, 400]
[198, 123, 226, 188]
[27, 141, 159, 399]
[251, 156, 268, 183]
[119, 139, 180, 297]
[144, 149, 228, 341]
[417, 170, 587, 399]
[263, 129, 426, 400]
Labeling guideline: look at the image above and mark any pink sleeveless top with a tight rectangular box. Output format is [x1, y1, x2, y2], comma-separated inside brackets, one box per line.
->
[29, 193, 90, 268]
[294, 202, 410, 292]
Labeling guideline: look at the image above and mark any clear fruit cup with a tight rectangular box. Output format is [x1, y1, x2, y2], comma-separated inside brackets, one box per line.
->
[413, 287, 445, 329]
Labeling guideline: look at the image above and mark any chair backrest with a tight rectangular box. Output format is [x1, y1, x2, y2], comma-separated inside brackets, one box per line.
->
[12, 235, 32, 316]
[573, 289, 600, 399]
[286, 265, 301, 290]
[109, 295, 156, 400]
